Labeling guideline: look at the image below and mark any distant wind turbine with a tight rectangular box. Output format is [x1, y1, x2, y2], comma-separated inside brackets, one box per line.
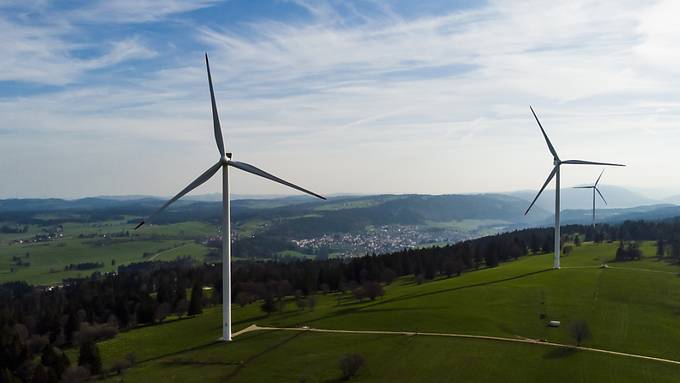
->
[135, 54, 326, 341]
[524, 107, 624, 269]
[574, 170, 607, 227]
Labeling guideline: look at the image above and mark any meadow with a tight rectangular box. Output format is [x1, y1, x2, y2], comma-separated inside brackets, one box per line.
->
[94, 241, 680, 382]
[0, 220, 216, 285]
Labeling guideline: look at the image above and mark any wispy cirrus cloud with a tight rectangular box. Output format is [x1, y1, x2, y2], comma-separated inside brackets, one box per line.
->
[0, 16, 155, 85]
[67, 0, 221, 23]
[3, 0, 680, 198]
[0, 0, 220, 85]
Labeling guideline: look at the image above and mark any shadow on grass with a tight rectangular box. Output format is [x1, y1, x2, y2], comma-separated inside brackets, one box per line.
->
[118, 315, 195, 334]
[137, 340, 222, 365]
[284, 268, 552, 329]
[230, 310, 312, 331]
[543, 346, 578, 359]
[162, 359, 241, 366]
[341, 306, 449, 315]
[223, 330, 307, 382]
[233, 313, 270, 327]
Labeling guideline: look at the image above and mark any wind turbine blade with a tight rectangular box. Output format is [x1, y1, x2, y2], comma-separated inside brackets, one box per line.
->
[229, 161, 326, 200]
[135, 161, 222, 229]
[573, 186, 594, 189]
[206, 54, 225, 157]
[595, 169, 605, 186]
[595, 187, 607, 205]
[524, 165, 558, 215]
[562, 160, 625, 167]
[530, 106, 559, 160]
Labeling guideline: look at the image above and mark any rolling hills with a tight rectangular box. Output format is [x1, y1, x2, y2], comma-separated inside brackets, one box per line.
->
[5, 190, 680, 286]
[92, 241, 680, 382]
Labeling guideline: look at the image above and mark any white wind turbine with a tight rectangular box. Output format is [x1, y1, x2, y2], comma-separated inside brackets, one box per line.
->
[135, 54, 326, 341]
[524, 107, 624, 269]
[573, 170, 607, 227]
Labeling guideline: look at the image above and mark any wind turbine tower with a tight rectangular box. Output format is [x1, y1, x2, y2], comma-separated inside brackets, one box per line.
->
[135, 54, 325, 341]
[574, 170, 608, 227]
[524, 107, 624, 269]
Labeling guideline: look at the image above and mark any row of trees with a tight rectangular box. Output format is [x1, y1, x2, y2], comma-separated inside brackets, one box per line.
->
[2, 218, 679, 381]
[615, 241, 643, 262]
[0, 225, 28, 234]
[0, 257, 212, 382]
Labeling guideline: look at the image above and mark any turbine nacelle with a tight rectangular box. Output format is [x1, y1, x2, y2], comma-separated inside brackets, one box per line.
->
[135, 53, 326, 342]
[525, 106, 625, 270]
[525, 107, 625, 217]
[134, 54, 326, 228]
[574, 169, 608, 227]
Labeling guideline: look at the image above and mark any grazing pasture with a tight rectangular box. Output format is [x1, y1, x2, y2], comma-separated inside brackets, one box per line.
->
[0, 221, 215, 285]
[98, 241, 680, 382]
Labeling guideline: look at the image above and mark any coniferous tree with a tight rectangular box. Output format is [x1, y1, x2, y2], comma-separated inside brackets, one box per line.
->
[0, 368, 20, 383]
[188, 283, 203, 316]
[78, 340, 102, 375]
[31, 364, 48, 383]
[41, 347, 69, 380]
[261, 295, 276, 315]
[615, 241, 626, 261]
[541, 235, 553, 253]
[672, 240, 680, 260]
[64, 313, 80, 344]
[530, 234, 540, 254]
[657, 238, 665, 259]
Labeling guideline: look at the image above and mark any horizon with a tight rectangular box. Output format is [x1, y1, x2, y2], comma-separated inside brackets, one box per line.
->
[3, 183, 680, 203]
[2, 1, 679, 198]
[5, 184, 680, 218]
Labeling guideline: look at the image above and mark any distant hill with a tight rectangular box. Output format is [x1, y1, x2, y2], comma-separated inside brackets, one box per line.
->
[556, 204, 680, 226]
[6, 192, 680, 240]
[170, 194, 546, 243]
[0, 197, 154, 212]
[509, 185, 659, 212]
[0, 193, 549, 234]
[661, 194, 680, 205]
[186, 193, 298, 202]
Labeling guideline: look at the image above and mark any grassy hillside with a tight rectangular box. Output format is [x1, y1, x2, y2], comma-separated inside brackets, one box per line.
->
[95, 241, 680, 382]
[246, 194, 550, 238]
[0, 221, 215, 285]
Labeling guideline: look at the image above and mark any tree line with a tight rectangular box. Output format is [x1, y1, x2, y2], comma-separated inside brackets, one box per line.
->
[2, 218, 680, 381]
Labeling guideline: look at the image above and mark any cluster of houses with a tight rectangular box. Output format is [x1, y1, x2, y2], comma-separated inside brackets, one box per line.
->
[292, 225, 464, 257]
[8, 225, 64, 245]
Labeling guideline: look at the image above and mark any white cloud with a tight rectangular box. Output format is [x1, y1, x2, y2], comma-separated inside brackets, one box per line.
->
[0, 0, 219, 85]
[4, 0, 680, 198]
[68, 0, 221, 23]
[0, 16, 155, 85]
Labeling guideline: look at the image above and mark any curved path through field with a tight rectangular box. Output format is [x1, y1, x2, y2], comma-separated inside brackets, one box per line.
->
[233, 324, 680, 367]
[148, 243, 189, 260]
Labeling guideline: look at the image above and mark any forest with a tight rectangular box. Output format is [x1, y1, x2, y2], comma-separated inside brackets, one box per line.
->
[2, 219, 680, 381]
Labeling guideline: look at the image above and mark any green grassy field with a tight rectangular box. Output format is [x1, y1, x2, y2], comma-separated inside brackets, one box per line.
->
[93, 241, 680, 382]
[312, 196, 405, 211]
[0, 221, 215, 285]
[275, 249, 315, 259]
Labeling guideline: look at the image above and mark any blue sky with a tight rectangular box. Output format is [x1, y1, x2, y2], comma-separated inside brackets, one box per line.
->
[1, 0, 679, 199]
